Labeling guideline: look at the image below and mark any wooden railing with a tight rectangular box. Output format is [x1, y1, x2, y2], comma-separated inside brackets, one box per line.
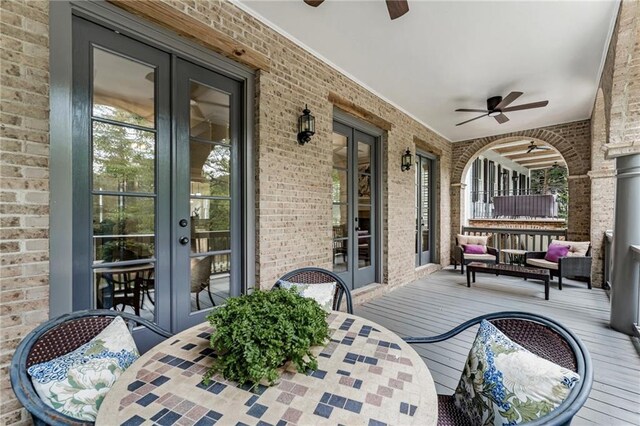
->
[461, 226, 568, 253]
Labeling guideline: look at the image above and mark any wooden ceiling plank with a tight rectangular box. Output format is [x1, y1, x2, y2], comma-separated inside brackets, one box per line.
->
[506, 151, 560, 160]
[108, 0, 271, 71]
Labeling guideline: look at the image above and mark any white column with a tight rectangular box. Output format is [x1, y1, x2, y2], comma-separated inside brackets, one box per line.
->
[610, 154, 640, 335]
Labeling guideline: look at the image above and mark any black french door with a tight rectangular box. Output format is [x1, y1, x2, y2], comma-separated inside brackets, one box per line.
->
[416, 154, 435, 266]
[72, 17, 244, 346]
[332, 121, 377, 289]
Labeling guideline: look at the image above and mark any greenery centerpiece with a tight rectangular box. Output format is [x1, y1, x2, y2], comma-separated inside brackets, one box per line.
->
[205, 288, 330, 386]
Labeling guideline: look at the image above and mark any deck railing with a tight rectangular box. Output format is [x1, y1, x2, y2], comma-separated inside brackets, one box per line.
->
[461, 226, 568, 255]
[470, 189, 565, 220]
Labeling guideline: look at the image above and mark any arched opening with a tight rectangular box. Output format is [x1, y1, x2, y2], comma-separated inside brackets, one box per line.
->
[461, 138, 568, 228]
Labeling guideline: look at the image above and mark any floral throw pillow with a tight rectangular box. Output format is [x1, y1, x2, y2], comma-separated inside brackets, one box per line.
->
[278, 280, 336, 312]
[27, 316, 139, 421]
[454, 320, 580, 426]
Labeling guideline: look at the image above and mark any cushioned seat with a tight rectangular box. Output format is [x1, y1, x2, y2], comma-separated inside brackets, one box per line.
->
[452, 234, 499, 274]
[526, 258, 559, 270]
[403, 312, 593, 426]
[462, 253, 497, 261]
[525, 241, 592, 289]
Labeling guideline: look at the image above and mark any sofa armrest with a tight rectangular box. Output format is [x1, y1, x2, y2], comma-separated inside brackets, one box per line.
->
[558, 256, 592, 277]
[487, 246, 499, 262]
[453, 245, 464, 263]
[525, 251, 546, 261]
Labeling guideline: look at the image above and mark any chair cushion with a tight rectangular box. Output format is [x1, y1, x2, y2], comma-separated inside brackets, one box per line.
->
[463, 244, 487, 254]
[464, 253, 496, 261]
[526, 258, 559, 270]
[457, 234, 489, 247]
[27, 316, 139, 421]
[545, 243, 570, 263]
[454, 320, 580, 426]
[551, 240, 590, 257]
[278, 280, 336, 312]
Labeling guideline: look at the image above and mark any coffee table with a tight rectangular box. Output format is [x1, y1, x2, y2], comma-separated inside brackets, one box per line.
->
[466, 262, 551, 300]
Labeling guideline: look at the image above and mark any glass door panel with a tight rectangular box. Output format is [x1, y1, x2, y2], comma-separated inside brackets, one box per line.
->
[416, 154, 434, 266]
[176, 59, 242, 329]
[332, 123, 377, 289]
[90, 47, 159, 323]
[332, 132, 349, 274]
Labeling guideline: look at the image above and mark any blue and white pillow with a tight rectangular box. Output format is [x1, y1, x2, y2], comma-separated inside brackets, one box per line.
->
[454, 320, 580, 426]
[28, 316, 139, 421]
[278, 280, 336, 312]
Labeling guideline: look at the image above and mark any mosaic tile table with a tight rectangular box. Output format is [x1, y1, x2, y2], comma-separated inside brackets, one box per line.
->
[96, 312, 437, 426]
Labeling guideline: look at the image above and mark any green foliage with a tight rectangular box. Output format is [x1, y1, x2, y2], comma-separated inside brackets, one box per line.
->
[205, 289, 330, 386]
[530, 167, 568, 220]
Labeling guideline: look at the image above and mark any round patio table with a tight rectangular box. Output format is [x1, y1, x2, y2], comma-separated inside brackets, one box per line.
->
[96, 312, 438, 425]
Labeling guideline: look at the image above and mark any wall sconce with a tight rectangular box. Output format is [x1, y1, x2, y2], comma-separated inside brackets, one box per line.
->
[297, 105, 315, 144]
[401, 148, 413, 171]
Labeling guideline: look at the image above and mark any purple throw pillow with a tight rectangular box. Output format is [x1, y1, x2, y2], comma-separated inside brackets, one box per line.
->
[463, 244, 486, 254]
[545, 244, 570, 262]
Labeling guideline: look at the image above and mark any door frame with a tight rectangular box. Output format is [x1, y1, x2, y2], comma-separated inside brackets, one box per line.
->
[333, 109, 383, 288]
[49, 1, 255, 317]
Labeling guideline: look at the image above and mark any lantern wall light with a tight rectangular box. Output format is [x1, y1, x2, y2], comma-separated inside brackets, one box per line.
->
[297, 105, 315, 145]
[401, 148, 413, 171]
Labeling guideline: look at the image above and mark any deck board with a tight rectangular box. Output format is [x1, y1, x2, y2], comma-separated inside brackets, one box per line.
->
[356, 267, 640, 426]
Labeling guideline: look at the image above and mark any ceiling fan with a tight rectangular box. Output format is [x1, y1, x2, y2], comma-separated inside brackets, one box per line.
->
[455, 92, 548, 126]
[304, 0, 409, 20]
[525, 141, 551, 154]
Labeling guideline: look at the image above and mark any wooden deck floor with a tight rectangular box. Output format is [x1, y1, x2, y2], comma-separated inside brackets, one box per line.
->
[356, 267, 640, 426]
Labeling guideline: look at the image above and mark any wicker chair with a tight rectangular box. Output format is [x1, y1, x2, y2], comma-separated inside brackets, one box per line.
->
[191, 256, 215, 310]
[274, 267, 354, 314]
[525, 245, 592, 289]
[404, 311, 593, 426]
[10, 309, 173, 426]
[452, 234, 499, 275]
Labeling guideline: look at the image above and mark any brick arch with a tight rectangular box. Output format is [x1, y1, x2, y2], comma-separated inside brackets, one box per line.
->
[452, 128, 587, 184]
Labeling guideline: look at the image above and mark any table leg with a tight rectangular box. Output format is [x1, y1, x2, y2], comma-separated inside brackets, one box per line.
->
[472, 271, 476, 283]
[545, 277, 549, 300]
[466, 267, 471, 287]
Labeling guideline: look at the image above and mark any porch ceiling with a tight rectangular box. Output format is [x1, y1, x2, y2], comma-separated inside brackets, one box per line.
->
[236, 0, 618, 142]
[490, 139, 566, 170]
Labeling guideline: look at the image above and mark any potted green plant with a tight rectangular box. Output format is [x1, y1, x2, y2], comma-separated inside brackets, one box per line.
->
[205, 288, 330, 386]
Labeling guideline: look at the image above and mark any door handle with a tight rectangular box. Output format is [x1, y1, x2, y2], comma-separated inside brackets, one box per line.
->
[179, 237, 189, 245]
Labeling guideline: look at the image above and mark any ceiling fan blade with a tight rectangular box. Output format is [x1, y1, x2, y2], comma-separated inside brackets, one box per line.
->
[537, 146, 551, 150]
[386, 0, 409, 20]
[304, 0, 325, 6]
[455, 108, 489, 113]
[526, 146, 535, 153]
[495, 91, 523, 110]
[502, 100, 549, 112]
[455, 114, 488, 126]
[494, 113, 509, 124]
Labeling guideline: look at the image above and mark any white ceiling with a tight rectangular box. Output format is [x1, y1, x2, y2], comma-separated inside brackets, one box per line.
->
[236, 0, 619, 142]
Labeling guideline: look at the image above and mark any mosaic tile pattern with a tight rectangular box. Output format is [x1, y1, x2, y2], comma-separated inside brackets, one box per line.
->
[96, 313, 437, 425]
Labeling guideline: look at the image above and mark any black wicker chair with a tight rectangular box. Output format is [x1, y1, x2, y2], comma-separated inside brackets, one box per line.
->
[404, 311, 593, 426]
[525, 246, 592, 289]
[452, 235, 499, 275]
[10, 309, 173, 426]
[274, 267, 354, 314]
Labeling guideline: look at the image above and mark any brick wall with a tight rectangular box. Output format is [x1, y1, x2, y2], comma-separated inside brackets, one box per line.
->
[0, 1, 50, 424]
[0, 1, 452, 422]
[450, 120, 592, 258]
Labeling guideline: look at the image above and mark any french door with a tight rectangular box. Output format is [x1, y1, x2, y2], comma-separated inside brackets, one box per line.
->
[332, 121, 377, 289]
[72, 17, 243, 346]
[416, 154, 435, 266]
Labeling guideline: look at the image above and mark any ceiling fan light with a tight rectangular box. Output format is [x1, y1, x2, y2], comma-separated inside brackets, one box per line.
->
[488, 111, 501, 117]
